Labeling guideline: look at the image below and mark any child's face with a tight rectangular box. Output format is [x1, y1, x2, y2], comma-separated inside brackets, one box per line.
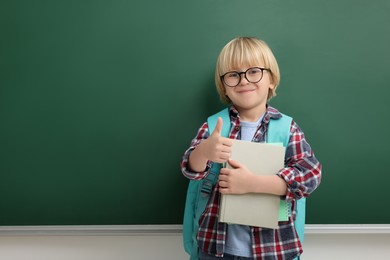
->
[224, 66, 274, 115]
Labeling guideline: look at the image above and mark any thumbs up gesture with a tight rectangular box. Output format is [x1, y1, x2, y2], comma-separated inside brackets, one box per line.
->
[200, 117, 233, 163]
[187, 117, 233, 172]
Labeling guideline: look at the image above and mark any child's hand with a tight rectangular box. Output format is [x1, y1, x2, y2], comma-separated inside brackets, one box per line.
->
[218, 158, 255, 194]
[200, 117, 232, 163]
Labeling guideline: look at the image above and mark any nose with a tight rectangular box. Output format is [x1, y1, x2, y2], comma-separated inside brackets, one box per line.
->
[238, 72, 249, 85]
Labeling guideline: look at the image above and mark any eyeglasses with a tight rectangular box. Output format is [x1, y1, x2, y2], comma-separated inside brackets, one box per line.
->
[220, 67, 270, 87]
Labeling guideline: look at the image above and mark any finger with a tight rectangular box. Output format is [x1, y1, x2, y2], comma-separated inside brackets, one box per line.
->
[221, 137, 233, 147]
[219, 187, 230, 194]
[221, 146, 231, 154]
[218, 172, 227, 180]
[218, 154, 230, 163]
[212, 117, 223, 136]
[219, 168, 232, 178]
[219, 168, 228, 175]
[218, 178, 229, 188]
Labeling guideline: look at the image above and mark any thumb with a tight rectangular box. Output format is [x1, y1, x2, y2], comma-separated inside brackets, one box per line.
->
[227, 158, 241, 169]
[212, 117, 223, 136]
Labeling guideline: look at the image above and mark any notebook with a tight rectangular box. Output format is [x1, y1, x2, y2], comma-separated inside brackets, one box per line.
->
[219, 140, 285, 229]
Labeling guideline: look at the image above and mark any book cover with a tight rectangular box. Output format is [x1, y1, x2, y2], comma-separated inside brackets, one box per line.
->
[219, 140, 285, 229]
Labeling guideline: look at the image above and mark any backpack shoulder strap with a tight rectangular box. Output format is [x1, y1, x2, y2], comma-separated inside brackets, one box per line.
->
[266, 113, 292, 147]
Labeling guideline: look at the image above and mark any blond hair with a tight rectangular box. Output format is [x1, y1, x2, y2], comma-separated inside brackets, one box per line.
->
[215, 37, 280, 104]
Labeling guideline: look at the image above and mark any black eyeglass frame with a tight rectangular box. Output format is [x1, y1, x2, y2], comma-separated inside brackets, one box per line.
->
[220, 67, 270, 87]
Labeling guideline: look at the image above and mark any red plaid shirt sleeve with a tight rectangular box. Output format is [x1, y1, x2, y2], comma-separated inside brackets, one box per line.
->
[181, 122, 212, 180]
[276, 120, 322, 202]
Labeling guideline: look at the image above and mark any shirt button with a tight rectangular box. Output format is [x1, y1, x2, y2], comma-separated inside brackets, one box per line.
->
[234, 126, 240, 131]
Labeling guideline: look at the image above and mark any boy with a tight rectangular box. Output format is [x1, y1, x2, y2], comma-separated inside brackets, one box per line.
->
[181, 37, 322, 259]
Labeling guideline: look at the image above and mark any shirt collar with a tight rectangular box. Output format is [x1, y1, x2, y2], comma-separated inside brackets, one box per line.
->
[228, 104, 282, 123]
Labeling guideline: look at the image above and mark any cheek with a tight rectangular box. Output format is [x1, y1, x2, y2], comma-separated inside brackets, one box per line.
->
[224, 88, 230, 96]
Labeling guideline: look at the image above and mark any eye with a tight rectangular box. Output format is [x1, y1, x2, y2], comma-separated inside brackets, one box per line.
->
[226, 72, 239, 78]
[247, 68, 261, 75]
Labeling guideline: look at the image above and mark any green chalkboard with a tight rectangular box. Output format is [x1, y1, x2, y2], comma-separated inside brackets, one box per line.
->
[1, 0, 389, 225]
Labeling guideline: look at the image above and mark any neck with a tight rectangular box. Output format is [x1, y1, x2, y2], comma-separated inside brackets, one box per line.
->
[237, 105, 266, 122]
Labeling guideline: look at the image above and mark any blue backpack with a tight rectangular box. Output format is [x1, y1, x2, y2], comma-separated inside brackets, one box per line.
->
[183, 108, 306, 259]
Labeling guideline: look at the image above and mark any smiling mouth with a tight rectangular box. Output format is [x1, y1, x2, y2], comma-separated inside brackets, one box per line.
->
[237, 89, 255, 93]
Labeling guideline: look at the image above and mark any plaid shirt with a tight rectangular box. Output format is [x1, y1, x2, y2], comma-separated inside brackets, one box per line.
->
[181, 105, 322, 259]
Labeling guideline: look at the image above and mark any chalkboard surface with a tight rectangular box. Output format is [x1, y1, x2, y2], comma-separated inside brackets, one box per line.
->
[1, 0, 389, 225]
